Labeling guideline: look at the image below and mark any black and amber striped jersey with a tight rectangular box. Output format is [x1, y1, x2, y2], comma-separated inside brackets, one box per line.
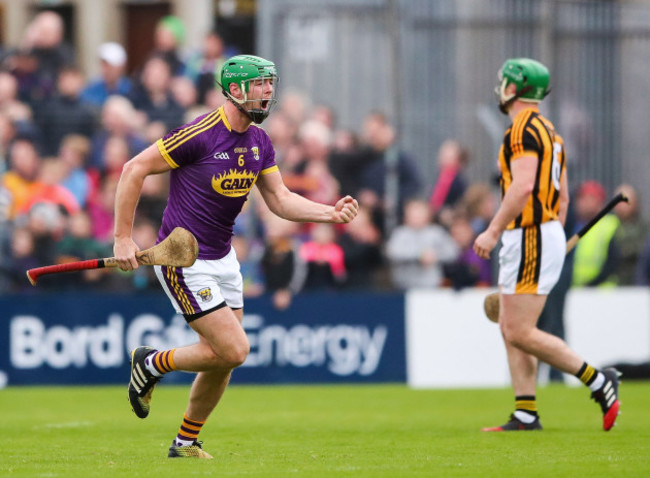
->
[498, 107, 566, 230]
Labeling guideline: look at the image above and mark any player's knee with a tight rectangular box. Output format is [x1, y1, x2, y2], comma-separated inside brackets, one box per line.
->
[500, 321, 529, 348]
[221, 337, 250, 368]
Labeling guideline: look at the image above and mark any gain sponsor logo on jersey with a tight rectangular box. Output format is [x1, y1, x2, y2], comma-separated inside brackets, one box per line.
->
[211, 169, 258, 197]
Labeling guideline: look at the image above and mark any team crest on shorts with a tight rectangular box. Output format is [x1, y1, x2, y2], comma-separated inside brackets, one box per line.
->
[197, 287, 213, 302]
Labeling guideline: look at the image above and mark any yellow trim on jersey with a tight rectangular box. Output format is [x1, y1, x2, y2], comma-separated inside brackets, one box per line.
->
[260, 165, 279, 175]
[162, 109, 221, 151]
[157, 139, 179, 169]
[165, 112, 224, 154]
[511, 149, 538, 161]
[219, 105, 232, 131]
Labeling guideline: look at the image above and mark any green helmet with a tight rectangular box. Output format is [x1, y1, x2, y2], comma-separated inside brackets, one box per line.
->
[496, 58, 550, 114]
[218, 55, 278, 124]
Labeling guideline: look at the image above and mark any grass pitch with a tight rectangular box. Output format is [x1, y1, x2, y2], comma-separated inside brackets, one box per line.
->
[2, 382, 649, 477]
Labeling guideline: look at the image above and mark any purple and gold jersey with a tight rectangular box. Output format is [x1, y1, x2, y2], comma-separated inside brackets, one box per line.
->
[156, 105, 278, 259]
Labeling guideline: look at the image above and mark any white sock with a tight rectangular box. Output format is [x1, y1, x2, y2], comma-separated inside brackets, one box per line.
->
[589, 372, 605, 392]
[513, 410, 537, 424]
[174, 437, 195, 447]
[144, 355, 163, 377]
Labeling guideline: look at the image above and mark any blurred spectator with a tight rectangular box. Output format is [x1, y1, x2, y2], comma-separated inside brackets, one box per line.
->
[2, 138, 42, 219]
[184, 30, 226, 104]
[22, 11, 74, 100]
[232, 235, 265, 298]
[56, 210, 107, 261]
[572, 180, 620, 287]
[142, 120, 168, 145]
[428, 139, 469, 227]
[357, 112, 422, 237]
[130, 217, 160, 290]
[338, 206, 384, 290]
[204, 87, 227, 112]
[55, 210, 110, 288]
[102, 135, 131, 180]
[2, 227, 39, 291]
[299, 223, 347, 291]
[0, 71, 33, 122]
[36, 66, 95, 155]
[87, 175, 118, 242]
[3, 48, 51, 107]
[0, 114, 17, 170]
[129, 55, 184, 130]
[152, 15, 186, 77]
[635, 231, 650, 286]
[443, 214, 491, 290]
[25, 158, 80, 216]
[260, 215, 304, 310]
[461, 183, 497, 236]
[612, 184, 648, 285]
[89, 95, 147, 171]
[295, 120, 339, 205]
[277, 89, 310, 126]
[386, 199, 459, 290]
[460, 182, 499, 284]
[171, 76, 209, 122]
[58, 134, 93, 207]
[138, 172, 169, 227]
[309, 103, 335, 129]
[81, 42, 132, 108]
[265, 110, 298, 164]
[25, 201, 64, 266]
[332, 128, 359, 154]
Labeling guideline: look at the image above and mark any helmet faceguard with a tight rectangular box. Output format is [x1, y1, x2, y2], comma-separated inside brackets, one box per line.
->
[495, 58, 550, 114]
[218, 55, 278, 124]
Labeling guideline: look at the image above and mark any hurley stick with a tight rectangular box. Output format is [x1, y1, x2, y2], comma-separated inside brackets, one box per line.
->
[26, 227, 199, 286]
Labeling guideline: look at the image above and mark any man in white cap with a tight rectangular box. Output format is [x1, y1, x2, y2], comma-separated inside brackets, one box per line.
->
[81, 42, 132, 107]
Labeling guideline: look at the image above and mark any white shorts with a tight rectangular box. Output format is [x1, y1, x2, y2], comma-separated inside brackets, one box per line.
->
[154, 246, 244, 321]
[498, 220, 566, 295]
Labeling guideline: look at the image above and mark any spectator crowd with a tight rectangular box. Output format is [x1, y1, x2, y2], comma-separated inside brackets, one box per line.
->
[1, 11, 647, 307]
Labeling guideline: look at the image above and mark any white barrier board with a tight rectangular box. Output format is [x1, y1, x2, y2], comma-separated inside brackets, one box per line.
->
[406, 287, 650, 388]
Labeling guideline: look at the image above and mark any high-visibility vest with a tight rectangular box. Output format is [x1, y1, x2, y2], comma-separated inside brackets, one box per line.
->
[572, 214, 621, 287]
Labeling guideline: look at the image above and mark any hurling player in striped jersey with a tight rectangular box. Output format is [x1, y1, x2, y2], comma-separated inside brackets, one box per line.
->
[474, 58, 620, 432]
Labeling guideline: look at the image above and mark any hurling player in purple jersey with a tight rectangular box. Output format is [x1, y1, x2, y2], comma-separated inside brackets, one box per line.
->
[113, 55, 358, 458]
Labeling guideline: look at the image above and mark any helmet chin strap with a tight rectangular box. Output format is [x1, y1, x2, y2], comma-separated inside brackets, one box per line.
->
[229, 96, 256, 122]
[223, 84, 271, 124]
[498, 85, 535, 115]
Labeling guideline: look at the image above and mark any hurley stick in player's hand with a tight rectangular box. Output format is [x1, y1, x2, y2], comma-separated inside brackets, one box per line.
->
[483, 192, 629, 322]
[26, 227, 198, 286]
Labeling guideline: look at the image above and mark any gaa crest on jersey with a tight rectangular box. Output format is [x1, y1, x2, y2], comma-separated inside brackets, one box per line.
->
[197, 287, 213, 302]
[252, 146, 260, 161]
[211, 168, 258, 197]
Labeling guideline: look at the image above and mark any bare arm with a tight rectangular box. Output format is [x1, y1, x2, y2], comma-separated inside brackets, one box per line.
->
[473, 155, 537, 259]
[256, 170, 358, 223]
[113, 143, 172, 270]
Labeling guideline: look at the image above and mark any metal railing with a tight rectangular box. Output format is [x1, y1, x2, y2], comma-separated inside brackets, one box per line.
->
[258, 0, 650, 212]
